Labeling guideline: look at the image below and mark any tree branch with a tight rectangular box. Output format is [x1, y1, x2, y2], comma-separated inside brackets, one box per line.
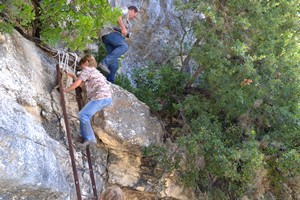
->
[185, 64, 205, 89]
[30, 0, 42, 38]
[178, 15, 188, 71]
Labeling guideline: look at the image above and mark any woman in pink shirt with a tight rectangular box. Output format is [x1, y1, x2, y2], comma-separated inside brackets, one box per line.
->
[64, 54, 112, 147]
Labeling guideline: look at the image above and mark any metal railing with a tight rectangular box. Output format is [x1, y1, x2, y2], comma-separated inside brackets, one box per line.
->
[56, 64, 98, 200]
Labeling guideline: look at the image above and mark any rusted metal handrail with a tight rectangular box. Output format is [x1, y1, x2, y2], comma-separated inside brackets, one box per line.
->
[86, 147, 98, 199]
[56, 64, 82, 200]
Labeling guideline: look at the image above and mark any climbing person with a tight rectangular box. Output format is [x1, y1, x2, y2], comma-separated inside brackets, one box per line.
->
[64, 54, 112, 147]
[100, 186, 124, 200]
[98, 5, 139, 83]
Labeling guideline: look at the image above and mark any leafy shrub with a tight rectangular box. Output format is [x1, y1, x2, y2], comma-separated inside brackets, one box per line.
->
[119, 65, 188, 114]
[124, 51, 299, 198]
[134, 1, 300, 198]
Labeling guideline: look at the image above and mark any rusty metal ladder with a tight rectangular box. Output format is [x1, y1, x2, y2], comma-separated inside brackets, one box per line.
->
[56, 64, 98, 200]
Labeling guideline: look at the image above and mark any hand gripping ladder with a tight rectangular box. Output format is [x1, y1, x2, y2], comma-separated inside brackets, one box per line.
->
[56, 64, 98, 200]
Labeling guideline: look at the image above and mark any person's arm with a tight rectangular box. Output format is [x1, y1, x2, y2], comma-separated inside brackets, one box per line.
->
[67, 72, 77, 81]
[64, 79, 83, 93]
[117, 16, 127, 37]
[67, 72, 85, 88]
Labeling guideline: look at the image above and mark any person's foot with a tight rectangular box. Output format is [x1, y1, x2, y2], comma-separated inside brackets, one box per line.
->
[79, 139, 97, 149]
[97, 63, 110, 75]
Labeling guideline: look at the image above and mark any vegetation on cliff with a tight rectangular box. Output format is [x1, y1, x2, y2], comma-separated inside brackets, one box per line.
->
[120, 1, 300, 199]
[0, 0, 120, 50]
[1, 0, 299, 199]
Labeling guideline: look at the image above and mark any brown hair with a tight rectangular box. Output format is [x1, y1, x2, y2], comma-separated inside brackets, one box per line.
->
[79, 54, 97, 68]
[101, 186, 124, 200]
[128, 6, 138, 13]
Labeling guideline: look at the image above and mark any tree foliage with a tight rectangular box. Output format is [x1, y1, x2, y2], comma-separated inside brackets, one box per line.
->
[120, 0, 300, 198]
[1, 0, 299, 198]
[0, 0, 121, 50]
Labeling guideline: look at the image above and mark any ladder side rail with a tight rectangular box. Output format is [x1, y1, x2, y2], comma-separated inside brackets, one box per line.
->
[56, 64, 82, 200]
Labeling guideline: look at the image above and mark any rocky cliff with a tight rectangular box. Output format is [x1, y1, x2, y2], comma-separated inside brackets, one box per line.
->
[0, 0, 200, 199]
[0, 28, 195, 200]
[104, 0, 185, 78]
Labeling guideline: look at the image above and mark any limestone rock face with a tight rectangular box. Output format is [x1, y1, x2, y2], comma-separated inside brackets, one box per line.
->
[0, 96, 72, 200]
[0, 30, 73, 199]
[102, 0, 185, 77]
[94, 85, 162, 155]
[0, 32, 5, 44]
[0, 0, 199, 198]
[0, 29, 194, 199]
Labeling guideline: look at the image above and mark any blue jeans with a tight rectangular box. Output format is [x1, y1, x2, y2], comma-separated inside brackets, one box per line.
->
[79, 98, 112, 142]
[101, 32, 128, 83]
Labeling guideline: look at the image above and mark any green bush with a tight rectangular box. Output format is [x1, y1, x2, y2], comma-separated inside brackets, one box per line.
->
[119, 65, 188, 114]
[126, 47, 299, 198]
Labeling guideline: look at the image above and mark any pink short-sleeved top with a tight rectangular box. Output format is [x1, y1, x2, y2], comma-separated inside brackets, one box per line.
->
[78, 67, 112, 100]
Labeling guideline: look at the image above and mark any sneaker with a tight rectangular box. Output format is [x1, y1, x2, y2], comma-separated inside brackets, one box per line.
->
[79, 139, 97, 149]
[98, 63, 110, 75]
